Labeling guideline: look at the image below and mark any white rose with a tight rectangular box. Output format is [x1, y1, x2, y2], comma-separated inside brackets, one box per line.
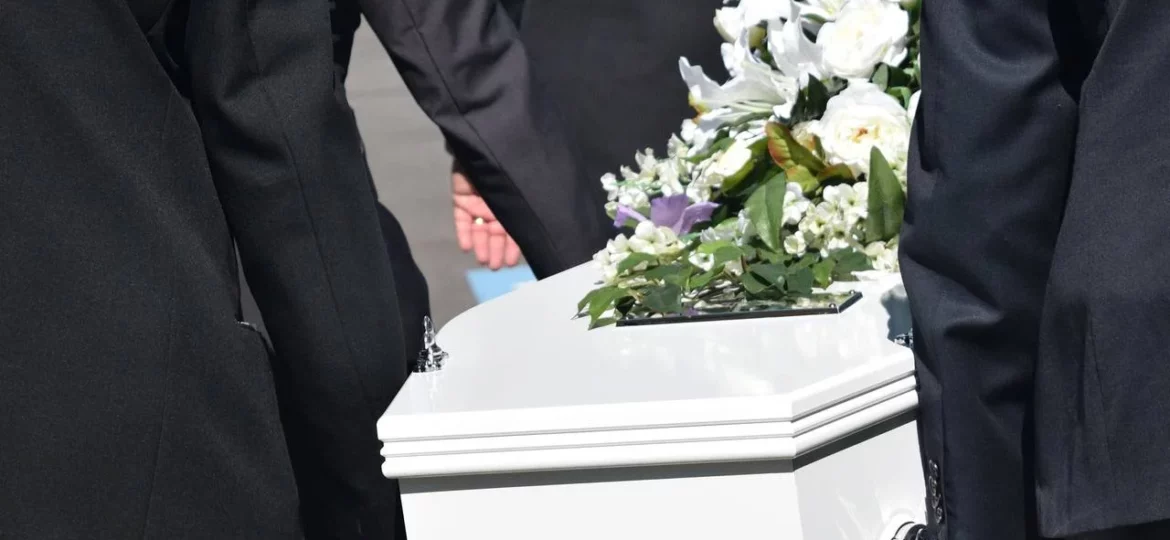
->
[817, 0, 909, 80]
[808, 81, 911, 177]
[791, 121, 819, 151]
[908, 90, 921, 124]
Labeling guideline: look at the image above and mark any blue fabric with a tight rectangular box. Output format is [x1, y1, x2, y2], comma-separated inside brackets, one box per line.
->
[465, 266, 536, 303]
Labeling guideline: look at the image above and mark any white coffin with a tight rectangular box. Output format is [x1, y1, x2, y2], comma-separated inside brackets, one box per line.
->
[378, 266, 924, 540]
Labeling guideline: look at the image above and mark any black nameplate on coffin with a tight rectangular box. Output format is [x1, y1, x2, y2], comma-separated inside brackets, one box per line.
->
[615, 291, 863, 327]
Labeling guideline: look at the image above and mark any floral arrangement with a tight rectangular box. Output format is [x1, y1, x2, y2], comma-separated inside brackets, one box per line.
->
[577, 0, 921, 328]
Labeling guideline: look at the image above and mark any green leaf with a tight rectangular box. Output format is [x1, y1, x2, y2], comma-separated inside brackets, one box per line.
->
[786, 267, 814, 295]
[577, 288, 601, 315]
[887, 86, 912, 107]
[865, 147, 906, 243]
[688, 268, 721, 290]
[787, 165, 819, 195]
[617, 253, 656, 275]
[686, 133, 733, 163]
[789, 77, 832, 124]
[739, 272, 769, 295]
[872, 64, 891, 90]
[740, 245, 758, 261]
[697, 240, 735, 255]
[831, 249, 872, 281]
[645, 263, 693, 288]
[750, 263, 787, 288]
[588, 286, 631, 320]
[755, 244, 788, 264]
[816, 164, 855, 184]
[745, 173, 789, 251]
[642, 284, 684, 314]
[589, 317, 618, 329]
[766, 122, 825, 174]
[812, 259, 836, 288]
[822, 77, 848, 95]
[712, 245, 745, 267]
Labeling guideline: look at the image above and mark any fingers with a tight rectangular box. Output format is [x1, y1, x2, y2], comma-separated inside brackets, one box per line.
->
[472, 221, 490, 264]
[452, 170, 474, 195]
[504, 237, 522, 267]
[451, 164, 519, 270]
[488, 233, 506, 270]
[454, 207, 473, 251]
[453, 195, 496, 221]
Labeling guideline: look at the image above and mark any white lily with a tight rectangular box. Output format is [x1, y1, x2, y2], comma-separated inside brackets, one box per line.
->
[800, 0, 851, 24]
[767, 0, 828, 86]
[681, 34, 798, 120]
[713, 0, 792, 43]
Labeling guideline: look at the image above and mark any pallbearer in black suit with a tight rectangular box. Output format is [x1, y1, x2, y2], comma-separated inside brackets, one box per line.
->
[0, 1, 600, 539]
[348, 0, 613, 280]
[450, 0, 727, 270]
[902, 1, 1170, 538]
[506, 0, 726, 193]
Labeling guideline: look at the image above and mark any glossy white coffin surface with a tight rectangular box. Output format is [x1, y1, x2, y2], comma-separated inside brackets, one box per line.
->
[379, 265, 924, 540]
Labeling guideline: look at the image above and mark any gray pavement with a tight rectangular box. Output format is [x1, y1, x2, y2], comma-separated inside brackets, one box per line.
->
[347, 25, 478, 327]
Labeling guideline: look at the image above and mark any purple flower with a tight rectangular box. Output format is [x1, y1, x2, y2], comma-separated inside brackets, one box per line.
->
[614, 195, 718, 235]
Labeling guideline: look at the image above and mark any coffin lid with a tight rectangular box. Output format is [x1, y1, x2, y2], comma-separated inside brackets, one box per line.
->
[378, 266, 914, 479]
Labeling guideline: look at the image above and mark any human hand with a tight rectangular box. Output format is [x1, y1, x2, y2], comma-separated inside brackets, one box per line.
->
[451, 161, 522, 270]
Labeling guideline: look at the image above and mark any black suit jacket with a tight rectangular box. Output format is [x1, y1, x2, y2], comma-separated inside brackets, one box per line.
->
[901, 1, 1170, 538]
[505, 0, 727, 199]
[353, 0, 613, 279]
[0, 0, 408, 537]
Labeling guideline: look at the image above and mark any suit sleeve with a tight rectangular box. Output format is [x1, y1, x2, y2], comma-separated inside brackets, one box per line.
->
[185, 0, 408, 537]
[499, 0, 526, 27]
[358, 0, 611, 278]
[898, 0, 1078, 538]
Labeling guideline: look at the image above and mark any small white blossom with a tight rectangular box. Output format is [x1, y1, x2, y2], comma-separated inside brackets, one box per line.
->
[822, 183, 867, 228]
[822, 233, 855, 255]
[784, 232, 809, 256]
[799, 202, 835, 240]
[783, 182, 811, 225]
[628, 221, 685, 256]
[593, 236, 632, 284]
[688, 249, 745, 276]
[699, 218, 741, 244]
[864, 240, 900, 272]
